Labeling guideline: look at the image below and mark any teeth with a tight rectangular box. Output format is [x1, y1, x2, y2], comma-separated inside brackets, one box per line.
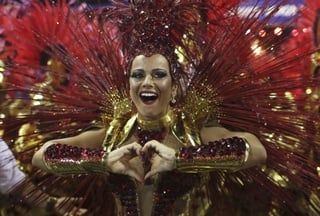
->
[140, 92, 157, 97]
[140, 92, 158, 101]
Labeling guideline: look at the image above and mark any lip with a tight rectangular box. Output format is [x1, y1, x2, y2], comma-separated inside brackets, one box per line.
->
[139, 91, 159, 105]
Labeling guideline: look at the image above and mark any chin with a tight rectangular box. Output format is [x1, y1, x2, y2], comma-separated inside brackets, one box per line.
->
[138, 110, 163, 120]
[140, 114, 161, 120]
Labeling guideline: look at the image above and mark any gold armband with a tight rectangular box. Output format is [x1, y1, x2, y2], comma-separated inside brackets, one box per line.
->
[176, 137, 249, 172]
[43, 144, 108, 175]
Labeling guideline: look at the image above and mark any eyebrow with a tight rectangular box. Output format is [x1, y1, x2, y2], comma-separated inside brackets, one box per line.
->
[131, 68, 168, 72]
[131, 68, 144, 72]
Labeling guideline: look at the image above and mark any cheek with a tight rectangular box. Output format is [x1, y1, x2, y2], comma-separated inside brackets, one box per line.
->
[129, 88, 137, 101]
[129, 85, 135, 100]
[159, 83, 173, 100]
[164, 79, 173, 90]
[129, 80, 138, 94]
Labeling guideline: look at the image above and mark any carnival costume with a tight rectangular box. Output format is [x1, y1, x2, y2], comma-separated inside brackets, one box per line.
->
[1, 0, 320, 215]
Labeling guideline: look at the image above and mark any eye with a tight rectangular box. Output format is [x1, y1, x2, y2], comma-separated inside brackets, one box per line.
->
[130, 70, 145, 79]
[152, 69, 168, 79]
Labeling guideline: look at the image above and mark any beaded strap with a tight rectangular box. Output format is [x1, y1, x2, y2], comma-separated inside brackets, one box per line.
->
[43, 143, 108, 175]
[176, 137, 249, 172]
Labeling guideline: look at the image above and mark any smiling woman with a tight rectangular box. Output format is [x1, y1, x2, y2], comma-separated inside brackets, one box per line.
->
[31, 2, 268, 210]
[32, 49, 266, 214]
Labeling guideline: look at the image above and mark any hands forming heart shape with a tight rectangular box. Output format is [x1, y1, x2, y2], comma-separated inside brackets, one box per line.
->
[106, 141, 176, 183]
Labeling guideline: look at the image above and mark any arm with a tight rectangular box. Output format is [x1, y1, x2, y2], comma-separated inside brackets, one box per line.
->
[141, 126, 267, 177]
[200, 126, 267, 169]
[32, 129, 144, 181]
[175, 126, 266, 172]
[32, 128, 107, 172]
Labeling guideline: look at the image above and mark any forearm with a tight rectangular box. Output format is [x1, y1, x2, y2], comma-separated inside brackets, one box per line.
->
[33, 143, 108, 175]
[176, 136, 251, 172]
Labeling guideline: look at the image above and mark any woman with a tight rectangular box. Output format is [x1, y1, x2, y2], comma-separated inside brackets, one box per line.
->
[32, 53, 267, 215]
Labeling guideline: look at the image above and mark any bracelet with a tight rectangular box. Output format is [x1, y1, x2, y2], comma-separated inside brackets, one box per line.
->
[44, 143, 108, 175]
[176, 136, 249, 172]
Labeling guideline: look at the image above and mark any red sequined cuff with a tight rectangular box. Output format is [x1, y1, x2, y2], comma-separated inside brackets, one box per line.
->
[43, 143, 108, 175]
[176, 137, 249, 172]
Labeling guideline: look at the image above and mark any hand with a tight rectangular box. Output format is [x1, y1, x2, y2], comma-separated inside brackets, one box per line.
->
[106, 143, 144, 182]
[141, 140, 176, 180]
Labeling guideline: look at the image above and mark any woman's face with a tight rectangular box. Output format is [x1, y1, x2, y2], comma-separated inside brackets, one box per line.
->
[129, 54, 174, 120]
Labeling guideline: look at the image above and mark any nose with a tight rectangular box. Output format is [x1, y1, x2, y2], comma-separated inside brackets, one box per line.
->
[142, 74, 153, 87]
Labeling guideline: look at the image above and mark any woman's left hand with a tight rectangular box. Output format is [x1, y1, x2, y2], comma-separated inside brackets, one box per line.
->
[141, 140, 176, 180]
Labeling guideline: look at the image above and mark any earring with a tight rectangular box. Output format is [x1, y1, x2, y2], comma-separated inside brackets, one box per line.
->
[171, 91, 177, 104]
[171, 97, 176, 104]
[171, 86, 177, 104]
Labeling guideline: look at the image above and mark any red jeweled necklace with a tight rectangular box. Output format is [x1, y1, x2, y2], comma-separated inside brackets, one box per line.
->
[135, 125, 168, 146]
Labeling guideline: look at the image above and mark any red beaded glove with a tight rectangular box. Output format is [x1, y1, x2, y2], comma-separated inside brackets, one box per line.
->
[176, 137, 249, 172]
[43, 144, 108, 175]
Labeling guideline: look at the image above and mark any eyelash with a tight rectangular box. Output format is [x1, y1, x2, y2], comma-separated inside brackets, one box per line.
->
[131, 72, 144, 79]
[130, 71, 168, 79]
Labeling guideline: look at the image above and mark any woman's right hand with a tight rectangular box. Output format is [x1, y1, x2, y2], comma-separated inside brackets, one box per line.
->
[106, 143, 144, 182]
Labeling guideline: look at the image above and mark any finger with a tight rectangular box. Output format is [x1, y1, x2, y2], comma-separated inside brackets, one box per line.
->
[107, 148, 128, 162]
[129, 142, 143, 155]
[141, 140, 159, 152]
[142, 140, 173, 155]
[111, 158, 144, 182]
[126, 168, 144, 183]
[158, 150, 176, 160]
[141, 146, 158, 160]
[108, 143, 141, 162]
[144, 169, 157, 180]
[142, 142, 176, 161]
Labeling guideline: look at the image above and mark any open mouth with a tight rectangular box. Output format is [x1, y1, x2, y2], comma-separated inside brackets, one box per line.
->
[140, 92, 158, 103]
